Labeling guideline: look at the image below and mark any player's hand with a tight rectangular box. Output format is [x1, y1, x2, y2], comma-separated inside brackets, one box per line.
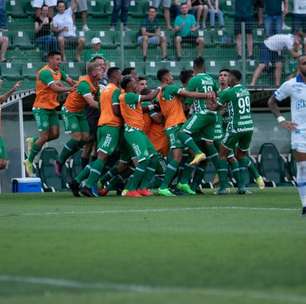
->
[280, 120, 297, 131]
[205, 91, 216, 102]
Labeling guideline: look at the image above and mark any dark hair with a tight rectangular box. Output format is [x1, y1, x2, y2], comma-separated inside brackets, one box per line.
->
[219, 68, 230, 74]
[122, 67, 135, 76]
[138, 76, 146, 81]
[48, 51, 62, 58]
[229, 69, 242, 81]
[41, 4, 48, 9]
[56, 0, 65, 6]
[148, 6, 157, 11]
[121, 76, 133, 90]
[193, 56, 205, 70]
[157, 68, 170, 81]
[180, 2, 188, 6]
[180, 69, 193, 84]
[107, 67, 120, 79]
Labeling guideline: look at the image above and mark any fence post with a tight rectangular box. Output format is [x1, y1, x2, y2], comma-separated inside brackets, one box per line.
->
[241, 21, 247, 85]
[18, 98, 25, 178]
[120, 22, 125, 69]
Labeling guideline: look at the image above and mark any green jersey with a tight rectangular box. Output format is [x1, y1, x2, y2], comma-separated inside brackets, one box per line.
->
[187, 73, 218, 114]
[214, 112, 224, 140]
[218, 84, 253, 133]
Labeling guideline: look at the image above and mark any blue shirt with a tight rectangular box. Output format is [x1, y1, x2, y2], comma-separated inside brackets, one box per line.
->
[174, 14, 196, 37]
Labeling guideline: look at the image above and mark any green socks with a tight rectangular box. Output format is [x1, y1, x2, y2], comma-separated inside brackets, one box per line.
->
[160, 159, 180, 189]
[140, 156, 159, 189]
[218, 159, 229, 189]
[85, 159, 106, 188]
[127, 160, 149, 191]
[229, 159, 242, 188]
[28, 143, 42, 163]
[247, 157, 260, 179]
[59, 139, 82, 165]
[75, 164, 91, 183]
[178, 131, 202, 154]
[238, 157, 250, 188]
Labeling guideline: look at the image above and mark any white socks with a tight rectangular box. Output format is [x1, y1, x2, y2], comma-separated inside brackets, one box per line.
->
[296, 161, 306, 207]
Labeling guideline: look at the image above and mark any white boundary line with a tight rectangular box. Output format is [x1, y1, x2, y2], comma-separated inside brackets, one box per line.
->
[0, 275, 306, 303]
[0, 206, 299, 218]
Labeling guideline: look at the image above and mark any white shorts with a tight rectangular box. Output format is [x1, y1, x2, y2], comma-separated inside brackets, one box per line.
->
[31, 0, 57, 8]
[292, 129, 306, 153]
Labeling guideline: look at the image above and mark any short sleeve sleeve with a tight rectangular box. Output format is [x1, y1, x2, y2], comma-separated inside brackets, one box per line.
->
[125, 92, 141, 105]
[60, 69, 68, 81]
[39, 69, 54, 86]
[112, 88, 121, 105]
[274, 80, 292, 102]
[77, 81, 91, 96]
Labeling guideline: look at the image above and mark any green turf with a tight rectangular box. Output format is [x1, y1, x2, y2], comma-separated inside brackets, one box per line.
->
[0, 188, 306, 304]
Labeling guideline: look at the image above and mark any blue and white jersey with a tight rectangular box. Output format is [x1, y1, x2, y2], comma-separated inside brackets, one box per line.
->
[274, 74, 306, 131]
[274, 74, 306, 152]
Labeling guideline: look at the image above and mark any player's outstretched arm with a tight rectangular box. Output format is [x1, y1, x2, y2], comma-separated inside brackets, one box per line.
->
[84, 95, 99, 109]
[179, 89, 216, 101]
[140, 88, 160, 101]
[268, 95, 297, 131]
[0, 81, 21, 104]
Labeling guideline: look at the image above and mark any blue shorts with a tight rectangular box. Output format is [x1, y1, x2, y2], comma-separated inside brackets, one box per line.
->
[259, 43, 282, 65]
[137, 35, 160, 45]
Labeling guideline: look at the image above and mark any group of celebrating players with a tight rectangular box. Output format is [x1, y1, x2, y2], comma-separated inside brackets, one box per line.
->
[23, 50, 266, 198]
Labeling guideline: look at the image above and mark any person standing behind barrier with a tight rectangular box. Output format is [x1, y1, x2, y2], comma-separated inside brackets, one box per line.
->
[137, 6, 168, 62]
[250, 32, 302, 87]
[263, 0, 287, 37]
[234, 0, 254, 60]
[268, 54, 306, 216]
[110, 0, 131, 32]
[34, 5, 58, 61]
[292, 0, 306, 53]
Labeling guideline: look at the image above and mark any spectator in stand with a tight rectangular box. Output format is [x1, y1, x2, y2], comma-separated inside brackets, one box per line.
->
[190, 0, 208, 29]
[52, 0, 85, 62]
[174, 2, 204, 61]
[84, 37, 107, 62]
[207, 0, 224, 29]
[264, 0, 288, 37]
[35, 5, 58, 60]
[31, 0, 57, 17]
[75, 0, 90, 32]
[234, 0, 254, 59]
[292, 0, 306, 52]
[0, 1, 8, 62]
[254, 0, 264, 27]
[110, 0, 131, 31]
[152, 0, 172, 30]
[138, 6, 168, 62]
[250, 32, 302, 87]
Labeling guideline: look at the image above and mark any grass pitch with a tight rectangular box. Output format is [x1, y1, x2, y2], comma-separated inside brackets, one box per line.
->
[0, 188, 306, 304]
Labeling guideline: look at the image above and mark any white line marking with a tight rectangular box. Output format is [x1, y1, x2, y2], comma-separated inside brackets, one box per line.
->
[0, 275, 306, 303]
[0, 206, 299, 218]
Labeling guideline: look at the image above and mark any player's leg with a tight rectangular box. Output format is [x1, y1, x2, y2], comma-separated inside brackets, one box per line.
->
[236, 131, 254, 192]
[25, 109, 54, 176]
[124, 129, 150, 197]
[81, 126, 120, 196]
[138, 137, 159, 195]
[221, 132, 245, 194]
[178, 114, 207, 165]
[177, 151, 196, 194]
[158, 126, 183, 196]
[294, 151, 306, 215]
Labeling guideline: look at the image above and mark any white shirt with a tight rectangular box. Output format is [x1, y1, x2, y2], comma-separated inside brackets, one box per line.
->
[53, 7, 76, 37]
[293, 0, 306, 14]
[274, 75, 306, 131]
[264, 34, 294, 52]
